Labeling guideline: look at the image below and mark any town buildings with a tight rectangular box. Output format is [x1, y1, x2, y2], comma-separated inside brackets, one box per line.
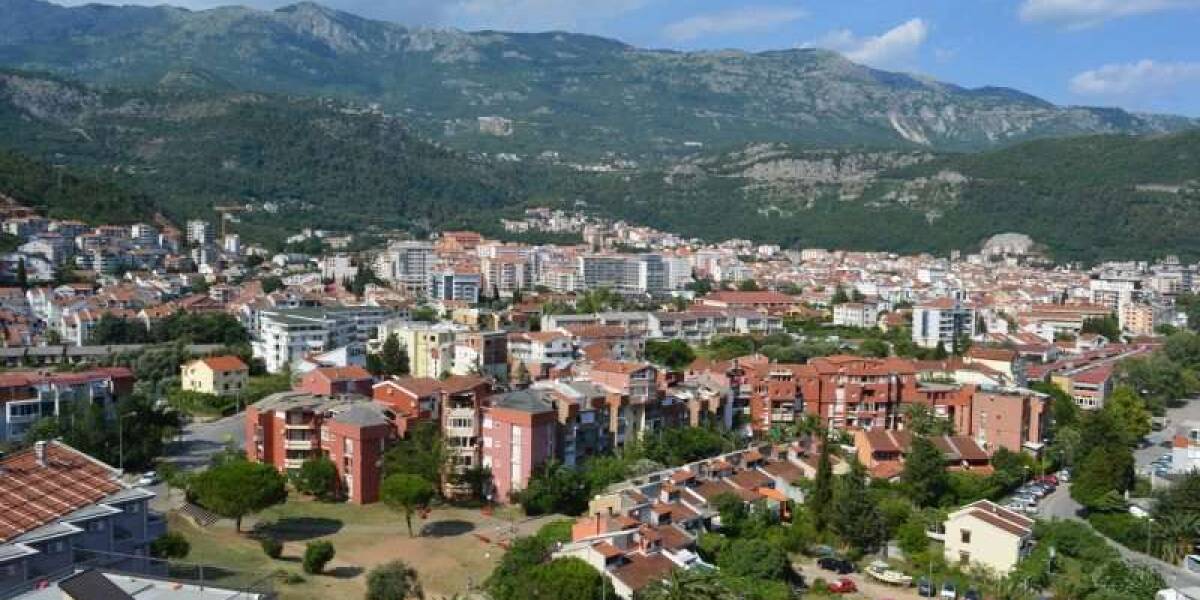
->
[913, 298, 976, 349]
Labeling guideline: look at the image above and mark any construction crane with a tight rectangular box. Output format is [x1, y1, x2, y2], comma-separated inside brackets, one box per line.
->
[214, 205, 248, 240]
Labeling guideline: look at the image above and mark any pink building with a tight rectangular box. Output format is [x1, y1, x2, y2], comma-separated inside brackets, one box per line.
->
[482, 389, 558, 503]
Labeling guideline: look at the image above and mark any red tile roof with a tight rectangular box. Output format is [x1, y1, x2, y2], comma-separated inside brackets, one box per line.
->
[610, 552, 676, 593]
[313, 366, 373, 382]
[0, 442, 123, 543]
[198, 355, 249, 372]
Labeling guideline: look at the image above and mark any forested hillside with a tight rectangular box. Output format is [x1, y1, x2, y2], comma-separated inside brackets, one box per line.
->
[0, 0, 1193, 162]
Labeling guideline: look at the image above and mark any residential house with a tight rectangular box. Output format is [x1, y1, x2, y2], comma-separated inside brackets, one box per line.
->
[938, 500, 1034, 575]
[180, 356, 249, 397]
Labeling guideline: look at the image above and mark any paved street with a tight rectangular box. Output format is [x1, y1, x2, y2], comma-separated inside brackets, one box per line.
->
[1038, 478, 1200, 588]
[164, 412, 247, 471]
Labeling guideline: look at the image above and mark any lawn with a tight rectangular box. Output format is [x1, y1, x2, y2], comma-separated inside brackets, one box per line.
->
[169, 496, 561, 599]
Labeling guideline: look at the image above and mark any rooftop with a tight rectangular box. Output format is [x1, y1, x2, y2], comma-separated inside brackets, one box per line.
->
[0, 441, 124, 543]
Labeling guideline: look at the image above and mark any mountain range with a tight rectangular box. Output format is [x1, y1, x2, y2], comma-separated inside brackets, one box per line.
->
[1, 0, 1196, 162]
[0, 0, 1198, 262]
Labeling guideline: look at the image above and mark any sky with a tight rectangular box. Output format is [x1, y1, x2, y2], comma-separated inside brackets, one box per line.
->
[51, 0, 1200, 116]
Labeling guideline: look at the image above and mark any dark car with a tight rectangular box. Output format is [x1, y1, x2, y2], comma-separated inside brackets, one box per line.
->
[964, 589, 982, 600]
[917, 578, 936, 597]
[817, 557, 855, 574]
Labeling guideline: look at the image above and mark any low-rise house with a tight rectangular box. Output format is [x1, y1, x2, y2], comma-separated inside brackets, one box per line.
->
[939, 500, 1034, 575]
[854, 430, 991, 479]
[180, 355, 249, 397]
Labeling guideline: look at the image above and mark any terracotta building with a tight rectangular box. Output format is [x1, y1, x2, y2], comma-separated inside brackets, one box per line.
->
[246, 392, 393, 504]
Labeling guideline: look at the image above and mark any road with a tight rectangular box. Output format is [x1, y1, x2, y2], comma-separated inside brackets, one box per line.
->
[164, 412, 247, 471]
[1038, 481, 1200, 588]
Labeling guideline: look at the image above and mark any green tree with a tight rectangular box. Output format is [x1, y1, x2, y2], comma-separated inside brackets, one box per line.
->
[857, 338, 890, 358]
[902, 436, 949, 507]
[189, 460, 288, 532]
[737, 279, 762, 292]
[904, 404, 953, 436]
[1082, 315, 1122, 341]
[381, 474, 436, 537]
[260, 537, 283, 559]
[811, 434, 834, 533]
[513, 557, 615, 600]
[302, 540, 336, 574]
[383, 422, 448, 489]
[1101, 386, 1151, 447]
[644, 339, 697, 370]
[381, 334, 410, 377]
[716, 538, 788, 581]
[366, 560, 425, 600]
[16, 258, 27, 290]
[516, 460, 590, 516]
[637, 569, 735, 600]
[831, 457, 885, 552]
[294, 455, 340, 501]
[831, 285, 850, 305]
[1071, 445, 1134, 510]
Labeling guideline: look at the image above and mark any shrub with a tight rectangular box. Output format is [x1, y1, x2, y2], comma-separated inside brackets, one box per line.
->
[260, 537, 283, 559]
[366, 560, 423, 600]
[302, 540, 335, 574]
[149, 532, 190, 559]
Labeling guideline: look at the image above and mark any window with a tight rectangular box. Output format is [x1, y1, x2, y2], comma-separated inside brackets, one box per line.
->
[958, 551, 970, 565]
[960, 529, 971, 544]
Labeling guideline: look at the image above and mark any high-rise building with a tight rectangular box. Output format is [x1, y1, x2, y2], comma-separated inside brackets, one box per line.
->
[186, 219, 215, 246]
[430, 271, 482, 304]
[375, 241, 435, 297]
[912, 298, 976, 349]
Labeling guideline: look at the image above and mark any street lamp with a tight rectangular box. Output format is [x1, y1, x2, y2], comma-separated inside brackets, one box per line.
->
[1147, 517, 1156, 557]
[118, 410, 138, 473]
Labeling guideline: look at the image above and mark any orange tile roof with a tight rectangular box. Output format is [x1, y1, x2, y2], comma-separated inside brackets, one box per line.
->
[0, 442, 123, 543]
[198, 355, 249, 372]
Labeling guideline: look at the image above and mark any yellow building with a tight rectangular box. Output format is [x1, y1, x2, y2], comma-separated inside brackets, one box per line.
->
[940, 500, 1034, 575]
[181, 355, 249, 396]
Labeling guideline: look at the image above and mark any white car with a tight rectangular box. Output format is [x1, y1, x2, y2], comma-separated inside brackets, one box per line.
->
[136, 471, 160, 487]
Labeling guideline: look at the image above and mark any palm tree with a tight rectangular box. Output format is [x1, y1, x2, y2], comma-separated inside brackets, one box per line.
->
[636, 569, 735, 600]
[1157, 513, 1200, 565]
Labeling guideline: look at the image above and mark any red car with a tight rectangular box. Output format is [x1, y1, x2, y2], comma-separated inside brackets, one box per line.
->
[829, 578, 858, 594]
[1037, 475, 1059, 486]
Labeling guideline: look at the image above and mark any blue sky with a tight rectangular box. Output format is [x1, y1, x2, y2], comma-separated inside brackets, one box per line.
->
[53, 0, 1200, 115]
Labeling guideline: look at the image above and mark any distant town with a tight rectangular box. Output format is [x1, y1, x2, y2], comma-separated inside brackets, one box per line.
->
[1, 199, 1198, 600]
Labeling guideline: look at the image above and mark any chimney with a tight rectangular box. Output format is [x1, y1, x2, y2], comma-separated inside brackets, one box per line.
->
[34, 441, 47, 467]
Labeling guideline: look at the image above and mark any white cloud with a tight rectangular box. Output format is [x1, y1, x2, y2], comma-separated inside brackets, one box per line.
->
[662, 6, 807, 43]
[808, 18, 928, 69]
[1018, 0, 1200, 28]
[1070, 60, 1200, 97]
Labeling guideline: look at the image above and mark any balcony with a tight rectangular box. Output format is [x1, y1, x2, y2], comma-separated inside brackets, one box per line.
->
[285, 421, 315, 429]
[284, 439, 315, 451]
[283, 458, 305, 470]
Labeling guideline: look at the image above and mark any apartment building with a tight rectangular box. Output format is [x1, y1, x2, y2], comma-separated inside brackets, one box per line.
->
[577, 254, 667, 298]
[0, 368, 134, 443]
[648, 310, 783, 344]
[255, 306, 392, 373]
[179, 355, 249, 397]
[833, 301, 879, 328]
[429, 271, 482, 304]
[246, 392, 393, 504]
[375, 241, 435, 297]
[378, 320, 468, 379]
[437, 376, 492, 496]
[913, 298, 976, 349]
[969, 387, 1048, 455]
[481, 389, 559, 502]
[0, 442, 164, 598]
[800, 355, 919, 430]
[508, 330, 575, 379]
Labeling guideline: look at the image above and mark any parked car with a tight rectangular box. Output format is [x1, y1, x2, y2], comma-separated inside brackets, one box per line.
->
[829, 578, 858, 594]
[1057, 469, 1071, 482]
[818, 557, 855, 574]
[941, 582, 959, 599]
[917, 578, 936, 597]
[1038, 474, 1059, 486]
[964, 589, 982, 600]
[136, 471, 160, 486]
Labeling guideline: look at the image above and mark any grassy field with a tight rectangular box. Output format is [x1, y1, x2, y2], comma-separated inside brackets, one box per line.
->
[169, 496, 561, 599]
